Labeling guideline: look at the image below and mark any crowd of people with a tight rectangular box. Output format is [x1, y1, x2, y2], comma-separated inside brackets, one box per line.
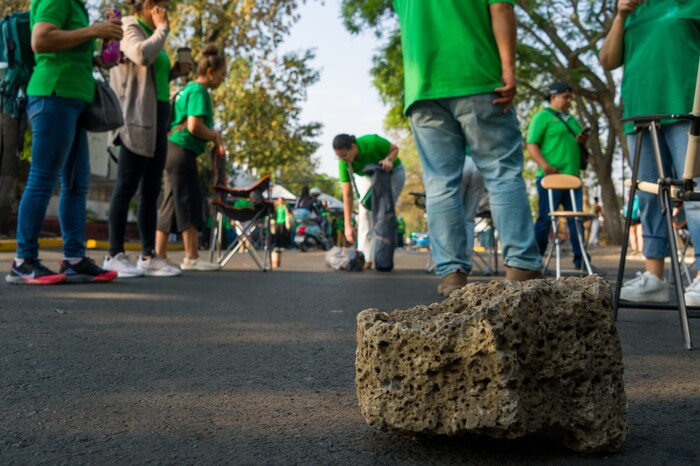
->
[5, 0, 700, 309]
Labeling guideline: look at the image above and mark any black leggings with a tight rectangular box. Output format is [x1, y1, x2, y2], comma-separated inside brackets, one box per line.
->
[108, 101, 170, 257]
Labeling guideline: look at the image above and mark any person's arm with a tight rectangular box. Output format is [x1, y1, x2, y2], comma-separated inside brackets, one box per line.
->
[600, 0, 642, 70]
[32, 21, 122, 53]
[527, 143, 558, 175]
[121, 10, 169, 66]
[490, 2, 517, 112]
[341, 181, 355, 243]
[186, 116, 224, 152]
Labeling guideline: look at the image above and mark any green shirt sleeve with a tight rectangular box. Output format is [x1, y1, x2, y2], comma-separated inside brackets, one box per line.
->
[526, 110, 549, 145]
[34, 0, 70, 28]
[338, 160, 350, 183]
[186, 85, 213, 119]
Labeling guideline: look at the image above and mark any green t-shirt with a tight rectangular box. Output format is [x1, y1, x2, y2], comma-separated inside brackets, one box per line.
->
[275, 205, 287, 224]
[621, 1, 700, 133]
[169, 81, 213, 155]
[338, 134, 401, 183]
[27, 0, 95, 103]
[527, 108, 582, 177]
[393, 0, 513, 114]
[136, 18, 171, 103]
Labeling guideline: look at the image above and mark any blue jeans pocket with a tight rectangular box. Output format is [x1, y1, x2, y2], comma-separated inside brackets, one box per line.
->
[26, 96, 46, 120]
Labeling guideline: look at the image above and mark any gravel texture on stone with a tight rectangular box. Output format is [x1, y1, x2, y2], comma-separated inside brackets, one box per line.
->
[355, 276, 628, 453]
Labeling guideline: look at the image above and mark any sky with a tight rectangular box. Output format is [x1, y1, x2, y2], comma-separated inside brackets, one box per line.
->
[281, 0, 390, 178]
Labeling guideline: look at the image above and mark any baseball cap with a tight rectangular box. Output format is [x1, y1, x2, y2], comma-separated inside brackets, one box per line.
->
[549, 81, 573, 97]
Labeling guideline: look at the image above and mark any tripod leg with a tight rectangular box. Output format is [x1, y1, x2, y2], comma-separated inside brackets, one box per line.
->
[614, 127, 645, 319]
[662, 188, 693, 349]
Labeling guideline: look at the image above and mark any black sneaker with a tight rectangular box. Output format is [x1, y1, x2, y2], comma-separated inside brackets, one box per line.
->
[6, 258, 67, 285]
[59, 257, 118, 283]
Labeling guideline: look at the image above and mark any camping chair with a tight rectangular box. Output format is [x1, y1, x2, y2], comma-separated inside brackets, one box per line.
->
[540, 174, 596, 278]
[208, 172, 274, 272]
[614, 57, 700, 350]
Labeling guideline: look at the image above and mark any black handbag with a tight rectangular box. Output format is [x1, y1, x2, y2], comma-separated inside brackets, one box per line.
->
[80, 76, 124, 132]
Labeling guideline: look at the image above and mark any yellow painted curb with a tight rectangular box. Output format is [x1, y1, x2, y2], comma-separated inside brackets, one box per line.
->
[0, 239, 184, 252]
[85, 240, 184, 251]
[0, 238, 63, 252]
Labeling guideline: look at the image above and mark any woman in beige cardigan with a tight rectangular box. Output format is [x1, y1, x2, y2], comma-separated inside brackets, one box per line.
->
[103, 0, 191, 278]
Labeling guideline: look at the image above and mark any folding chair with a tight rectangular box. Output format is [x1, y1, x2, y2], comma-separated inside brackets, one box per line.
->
[614, 58, 700, 350]
[540, 174, 596, 278]
[208, 174, 274, 271]
[472, 210, 499, 276]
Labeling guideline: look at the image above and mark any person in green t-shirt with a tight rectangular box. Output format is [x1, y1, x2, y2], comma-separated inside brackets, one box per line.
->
[332, 133, 406, 267]
[274, 197, 291, 249]
[527, 81, 591, 271]
[7, 0, 123, 286]
[104, 0, 192, 279]
[601, 0, 700, 305]
[155, 44, 227, 272]
[393, 0, 543, 296]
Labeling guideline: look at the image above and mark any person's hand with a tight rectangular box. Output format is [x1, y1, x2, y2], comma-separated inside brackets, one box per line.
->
[543, 164, 559, 175]
[493, 69, 517, 112]
[91, 20, 123, 41]
[379, 158, 393, 172]
[213, 132, 225, 156]
[616, 0, 644, 20]
[344, 224, 356, 245]
[151, 5, 169, 29]
[576, 132, 589, 145]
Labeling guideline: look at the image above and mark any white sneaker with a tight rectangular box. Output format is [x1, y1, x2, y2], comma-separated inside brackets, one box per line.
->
[619, 271, 670, 303]
[684, 275, 700, 306]
[137, 255, 182, 277]
[103, 253, 144, 278]
[180, 257, 221, 271]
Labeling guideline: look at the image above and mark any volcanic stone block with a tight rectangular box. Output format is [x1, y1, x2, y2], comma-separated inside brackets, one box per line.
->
[355, 276, 627, 453]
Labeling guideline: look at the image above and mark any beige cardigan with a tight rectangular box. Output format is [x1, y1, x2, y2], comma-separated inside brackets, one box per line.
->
[109, 16, 170, 157]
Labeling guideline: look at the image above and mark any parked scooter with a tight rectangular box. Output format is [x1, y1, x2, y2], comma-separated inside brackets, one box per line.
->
[293, 208, 332, 251]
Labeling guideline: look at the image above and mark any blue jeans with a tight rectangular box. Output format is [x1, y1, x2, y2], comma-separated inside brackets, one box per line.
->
[16, 96, 90, 259]
[535, 178, 584, 267]
[629, 121, 700, 261]
[409, 94, 542, 276]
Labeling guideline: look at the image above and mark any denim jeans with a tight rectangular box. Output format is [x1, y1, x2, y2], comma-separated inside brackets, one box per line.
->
[16, 96, 90, 259]
[462, 156, 485, 267]
[629, 121, 700, 261]
[355, 164, 406, 262]
[535, 178, 584, 267]
[409, 94, 542, 276]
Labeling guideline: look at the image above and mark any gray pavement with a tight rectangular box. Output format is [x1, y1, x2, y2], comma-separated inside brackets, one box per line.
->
[1, 246, 699, 465]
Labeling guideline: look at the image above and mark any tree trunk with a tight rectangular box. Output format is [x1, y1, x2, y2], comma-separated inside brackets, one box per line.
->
[0, 113, 22, 236]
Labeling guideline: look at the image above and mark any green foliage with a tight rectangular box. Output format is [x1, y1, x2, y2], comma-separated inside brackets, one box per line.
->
[1, 0, 30, 17]
[168, 0, 322, 181]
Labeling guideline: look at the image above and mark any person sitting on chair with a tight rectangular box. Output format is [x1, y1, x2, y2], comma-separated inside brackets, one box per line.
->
[526, 81, 592, 273]
[600, 0, 700, 304]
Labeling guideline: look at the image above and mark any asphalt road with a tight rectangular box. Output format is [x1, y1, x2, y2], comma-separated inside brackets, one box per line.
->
[1, 247, 699, 465]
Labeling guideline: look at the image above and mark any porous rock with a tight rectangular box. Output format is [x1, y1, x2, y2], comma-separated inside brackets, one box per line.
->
[355, 276, 627, 453]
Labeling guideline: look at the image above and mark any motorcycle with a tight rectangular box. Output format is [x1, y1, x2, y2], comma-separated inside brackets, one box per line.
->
[293, 208, 332, 252]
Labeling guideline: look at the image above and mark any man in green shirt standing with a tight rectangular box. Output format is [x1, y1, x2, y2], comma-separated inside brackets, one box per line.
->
[393, 0, 542, 296]
[527, 81, 590, 271]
